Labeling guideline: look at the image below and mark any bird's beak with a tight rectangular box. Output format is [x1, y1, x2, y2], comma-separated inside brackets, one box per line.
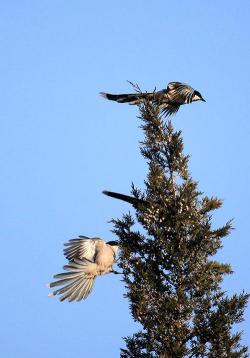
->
[201, 97, 206, 102]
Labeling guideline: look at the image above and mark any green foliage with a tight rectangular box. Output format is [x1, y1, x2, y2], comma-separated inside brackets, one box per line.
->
[111, 98, 249, 357]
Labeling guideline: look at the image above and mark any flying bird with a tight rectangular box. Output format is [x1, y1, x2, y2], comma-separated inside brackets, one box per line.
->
[103, 190, 148, 209]
[100, 81, 205, 116]
[47, 236, 119, 302]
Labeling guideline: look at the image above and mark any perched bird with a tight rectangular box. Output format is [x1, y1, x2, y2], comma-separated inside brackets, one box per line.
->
[103, 190, 148, 209]
[100, 81, 205, 116]
[47, 236, 119, 302]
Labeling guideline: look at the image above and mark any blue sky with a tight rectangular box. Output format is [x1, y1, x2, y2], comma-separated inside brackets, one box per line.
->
[1, 1, 250, 357]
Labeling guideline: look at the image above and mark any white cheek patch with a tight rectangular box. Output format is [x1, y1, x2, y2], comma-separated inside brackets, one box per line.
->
[192, 94, 201, 101]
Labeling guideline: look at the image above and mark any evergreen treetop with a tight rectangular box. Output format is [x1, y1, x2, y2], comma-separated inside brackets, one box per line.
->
[111, 92, 249, 358]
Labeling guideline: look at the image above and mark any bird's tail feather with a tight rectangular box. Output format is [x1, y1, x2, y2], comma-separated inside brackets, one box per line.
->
[47, 259, 96, 302]
[102, 190, 144, 206]
[100, 92, 153, 105]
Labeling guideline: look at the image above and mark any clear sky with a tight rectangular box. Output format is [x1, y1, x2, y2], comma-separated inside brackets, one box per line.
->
[1, 1, 250, 357]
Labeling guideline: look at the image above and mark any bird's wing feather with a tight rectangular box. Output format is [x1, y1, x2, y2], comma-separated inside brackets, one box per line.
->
[63, 236, 100, 261]
[160, 103, 180, 116]
[167, 82, 183, 90]
[47, 258, 96, 302]
[167, 82, 194, 104]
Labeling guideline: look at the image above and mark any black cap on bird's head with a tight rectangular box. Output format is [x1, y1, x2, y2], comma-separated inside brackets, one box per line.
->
[107, 240, 119, 247]
[193, 90, 206, 102]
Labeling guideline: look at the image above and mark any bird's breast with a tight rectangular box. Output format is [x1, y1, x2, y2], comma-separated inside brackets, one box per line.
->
[95, 249, 115, 269]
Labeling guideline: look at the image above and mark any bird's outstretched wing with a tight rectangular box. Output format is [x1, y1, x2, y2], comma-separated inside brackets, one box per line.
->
[159, 103, 180, 116]
[63, 236, 100, 262]
[167, 82, 194, 104]
[47, 259, 96, 302]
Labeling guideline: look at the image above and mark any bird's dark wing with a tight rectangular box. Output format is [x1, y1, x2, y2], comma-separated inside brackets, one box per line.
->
[63, 236, 100, 261]
[159, 103, 180, 117]
[167, 82, 195, 104]
[167, 82, 183, 89]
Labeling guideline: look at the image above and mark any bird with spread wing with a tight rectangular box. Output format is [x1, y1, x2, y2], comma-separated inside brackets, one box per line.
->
[100, 81, 205, 116]
[47, 236, 119, 302]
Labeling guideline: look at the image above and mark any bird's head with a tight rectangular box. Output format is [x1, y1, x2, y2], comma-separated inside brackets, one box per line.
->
[107, 240, 119, 253]
[192, 90, 206, 102]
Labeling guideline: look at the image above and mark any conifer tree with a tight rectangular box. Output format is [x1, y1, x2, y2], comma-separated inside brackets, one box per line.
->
[111, 91, 249, 358]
